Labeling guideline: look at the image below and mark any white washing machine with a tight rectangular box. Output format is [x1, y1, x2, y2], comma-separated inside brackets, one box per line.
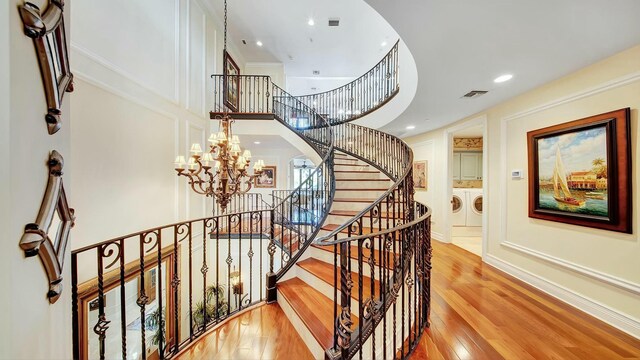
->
[466, 189, 483, 226]
[452, 189, 467, 226]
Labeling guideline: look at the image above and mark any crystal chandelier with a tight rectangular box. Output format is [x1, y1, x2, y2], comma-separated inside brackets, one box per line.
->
[173, 0, 264, 212]
[174, 116, 264, 212]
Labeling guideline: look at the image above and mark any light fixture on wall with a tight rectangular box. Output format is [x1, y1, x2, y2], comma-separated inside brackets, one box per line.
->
[173, 0, 264, 213]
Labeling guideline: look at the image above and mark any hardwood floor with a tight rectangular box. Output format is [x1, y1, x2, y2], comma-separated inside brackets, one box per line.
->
[178, 240, 640, 359]
[414, 241, 640, 360]
[176, 303, 314, 360]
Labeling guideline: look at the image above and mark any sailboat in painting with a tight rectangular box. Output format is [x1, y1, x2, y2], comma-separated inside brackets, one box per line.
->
[553, 147, 585, 207]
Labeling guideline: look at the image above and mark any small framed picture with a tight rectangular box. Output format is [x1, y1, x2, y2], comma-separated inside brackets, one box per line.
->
[223, 50, 240, 112]
[255, 166, 276, 188]
[527, 108, 631, 233]
[413, 160, 427, 190]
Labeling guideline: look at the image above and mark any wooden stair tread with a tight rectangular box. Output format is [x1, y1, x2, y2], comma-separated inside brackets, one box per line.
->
[297, 258, 380, 301]
[334, 162, 368, 166]
[333, 198, 379, 203]
[321, 224, 387, 235]
[335, 188, 389, 191]
[334, 170, 380, 173]
[330, 210, 405, 217]
[278, 277, 358, 350]
[334, 197, 403, 203]
[312, 243, 396, 269]
[336, 179, 390, 182]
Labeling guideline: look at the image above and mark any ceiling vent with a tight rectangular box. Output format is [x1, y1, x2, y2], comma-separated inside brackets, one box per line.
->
[312, 70, 320, 75]
[328, 18, 340, 27]
[462, 90, 488, 98]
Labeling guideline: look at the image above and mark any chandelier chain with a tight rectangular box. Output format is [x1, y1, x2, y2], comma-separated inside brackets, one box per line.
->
[223, 0, 227, 53]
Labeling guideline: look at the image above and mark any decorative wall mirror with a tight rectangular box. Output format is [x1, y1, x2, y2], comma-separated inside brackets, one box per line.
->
[19, 0, 74, 135]
[20, 150, 75, 303]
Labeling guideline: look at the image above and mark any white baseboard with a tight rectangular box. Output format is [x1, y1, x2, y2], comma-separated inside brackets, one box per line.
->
[431, 231, 443, 241]
[484, 254, 640, 339]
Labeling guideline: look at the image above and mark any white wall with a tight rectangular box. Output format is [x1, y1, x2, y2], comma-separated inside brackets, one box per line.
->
[406, 44, 640, 338]
[246, 62, 286, 89]
[241, 143, 302, 203]
[0, 1, 72, 358]
[0, 0, 11, 353]
[70, 0, 247, 251]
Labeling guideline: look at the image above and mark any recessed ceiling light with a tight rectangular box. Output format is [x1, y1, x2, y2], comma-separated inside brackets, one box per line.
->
[381, 41, 387, 47]
[254, 141, 261, 145]
[406, 125, 416, 130]
[256, 41, 263, 47]
[494, 74, 513, 83]
[308, 18, 315, 26]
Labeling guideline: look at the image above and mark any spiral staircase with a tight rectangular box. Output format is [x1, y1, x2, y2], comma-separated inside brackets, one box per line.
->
[71, 41, 432, 360]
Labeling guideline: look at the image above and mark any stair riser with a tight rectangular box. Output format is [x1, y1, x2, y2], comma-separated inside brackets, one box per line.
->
[296, 265, 358, 310]
[323, 215, 394, 229]
[330, 201, 373, 212]
[308, 246, 392, 272]
[334, 190, 386, 199]
[317, 230, 401, 252]
[330, 201, 405, 212]
[336, 180, 392, 189]
[333, 158, 362, 165]
[335, 172, 382, 180]
[334, 165, 371, 172]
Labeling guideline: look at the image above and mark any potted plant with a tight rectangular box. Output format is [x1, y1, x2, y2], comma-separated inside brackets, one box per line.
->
[192, 285, 229, 330]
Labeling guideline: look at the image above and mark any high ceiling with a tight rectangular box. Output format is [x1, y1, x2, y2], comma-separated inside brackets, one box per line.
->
[369, 0, 640, 136]
[208, 0, 398, 95]
[212, 0, 640, 136]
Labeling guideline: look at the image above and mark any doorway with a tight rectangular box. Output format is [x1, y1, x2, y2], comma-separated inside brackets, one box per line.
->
[444, 116, 488, 258]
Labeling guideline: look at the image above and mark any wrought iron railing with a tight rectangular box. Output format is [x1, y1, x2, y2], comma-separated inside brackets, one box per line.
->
[213, 192, 270, 216]
[73, 42, 427, 360]
[294, 41, 399, 125]
[210, 75, 272, 114]
[71, 210, 273, 360]
[269, 84, 335, 279]
[314, 122, 432, 359]
[72, 75, 336, 360]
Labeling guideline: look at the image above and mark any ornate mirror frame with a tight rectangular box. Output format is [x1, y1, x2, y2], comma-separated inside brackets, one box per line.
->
[19, 0, 74, 135]
[20, 150, 75, 303]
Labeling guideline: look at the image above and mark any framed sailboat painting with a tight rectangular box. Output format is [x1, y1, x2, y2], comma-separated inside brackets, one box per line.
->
[527, 108, 631, 233]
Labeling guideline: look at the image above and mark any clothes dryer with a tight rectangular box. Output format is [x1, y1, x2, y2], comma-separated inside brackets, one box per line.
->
[466, 189, 483, 227]
[452, 189, 467, 226]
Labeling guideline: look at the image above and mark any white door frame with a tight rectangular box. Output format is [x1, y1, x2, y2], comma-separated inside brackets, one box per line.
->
[442, 115, 489, 258]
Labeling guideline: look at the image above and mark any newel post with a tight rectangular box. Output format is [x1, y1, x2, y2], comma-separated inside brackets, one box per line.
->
[266, 208, 277, 303]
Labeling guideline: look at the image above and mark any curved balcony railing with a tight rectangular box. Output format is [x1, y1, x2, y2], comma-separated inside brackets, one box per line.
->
[313, 122, 432, 359]
[295, 41, 399, 125]
[71, 210, 274, 360]
[269, 83, 336, 280]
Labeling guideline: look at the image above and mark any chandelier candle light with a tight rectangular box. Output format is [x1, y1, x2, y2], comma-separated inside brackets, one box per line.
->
[174, 116, 264, 212]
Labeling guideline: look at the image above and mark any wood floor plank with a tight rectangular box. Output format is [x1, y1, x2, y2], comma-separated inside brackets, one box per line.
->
[177, 240, 640, 360]
[176, 304, 313, 360]
[414, 241, 640, 360]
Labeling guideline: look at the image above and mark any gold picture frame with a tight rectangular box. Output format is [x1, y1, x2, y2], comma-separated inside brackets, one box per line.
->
[413, 160, 427, 190]
[255, 166, 276, 188]
[223, 50, 240, 112]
